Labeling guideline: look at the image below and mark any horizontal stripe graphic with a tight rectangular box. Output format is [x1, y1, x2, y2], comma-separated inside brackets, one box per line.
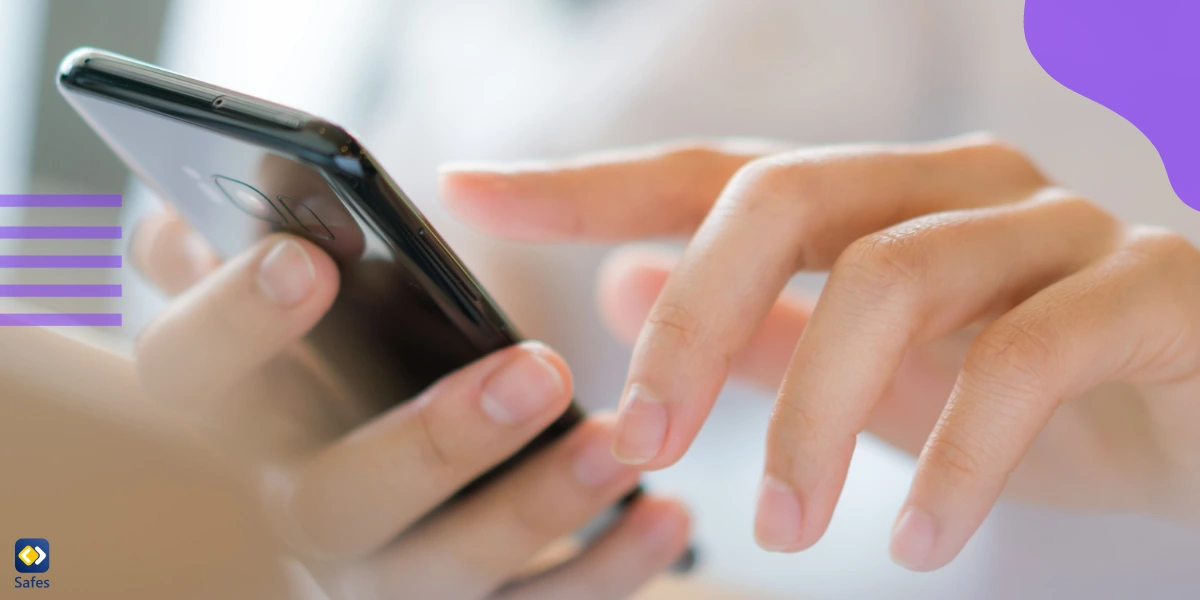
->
[0, 284, 122, 298]
[0, 226, 122, 239]
[0, 313, 122, 326]
[0, 194, 122, 207]
[0, 255, 122, 268]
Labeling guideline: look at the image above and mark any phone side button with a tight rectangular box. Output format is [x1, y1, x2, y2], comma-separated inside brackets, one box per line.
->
[417, 228, 480, 303]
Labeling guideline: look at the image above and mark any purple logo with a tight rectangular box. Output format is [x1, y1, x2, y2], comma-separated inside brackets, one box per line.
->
[1025, 1, 1200, 210]
[0, 194, 122, 326]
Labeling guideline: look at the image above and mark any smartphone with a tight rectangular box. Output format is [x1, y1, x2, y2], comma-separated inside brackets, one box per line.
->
[57, 46, 580, 491]
[57, 49, 696, 570]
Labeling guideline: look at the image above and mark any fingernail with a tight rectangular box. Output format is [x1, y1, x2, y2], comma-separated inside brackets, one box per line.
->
[890, 506, 938, 571]
[257, 240, 316, 307]
[754, 475, 802, 552]
[573, 434, 632, 487]
[480, 345, 564, 424]
[611, 384, 668, 465]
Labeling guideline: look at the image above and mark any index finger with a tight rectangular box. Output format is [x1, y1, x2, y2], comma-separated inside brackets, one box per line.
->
[438, 139, 789, 242]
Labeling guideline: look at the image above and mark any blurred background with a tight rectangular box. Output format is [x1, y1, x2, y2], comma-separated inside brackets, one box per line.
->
[3, 1, 1200, 598]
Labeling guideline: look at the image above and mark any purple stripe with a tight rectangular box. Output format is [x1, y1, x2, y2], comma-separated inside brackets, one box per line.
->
[0, 285, 121, 297]
[0, 226, 122, 239]
[0, 255, 122, 268]
[0, 313, 122, 326]
[0, 194, 122, 207]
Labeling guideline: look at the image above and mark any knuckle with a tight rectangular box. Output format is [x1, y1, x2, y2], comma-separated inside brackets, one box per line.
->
[833, 229, 928, 309]
[645, 301, 705, 349]
[721, 153, 839, 268]
[770, 399, 822, 447]
[730, 156, 793, 194]
[410, 397, 458, 476]
[959, 133, 1027, 167]
[947, 133, 1049, 189]
[724, 156, 818, 217]
[664, 140, 733, 164]
[1124, 225, 1200, 265]
[970, 133, 1024, 161]
[922, 436, 986, 490]
[1031, 189, 1124, 246]
[1031, 189, 1118, 227]
[1029, 188, 1095, 215]
[966, 318, 1059, 396]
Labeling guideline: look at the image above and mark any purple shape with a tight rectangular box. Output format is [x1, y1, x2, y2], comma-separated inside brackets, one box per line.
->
[1025, 1, 1200, 210]
[0, 194, 122, 207]
[0, 284, 122, 298]
[0, 314, 122, 326]
[0, 255, 122, 268]
[0, 226, 122, 239]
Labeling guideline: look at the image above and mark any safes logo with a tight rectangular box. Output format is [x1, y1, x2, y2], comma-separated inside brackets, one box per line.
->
[14, 539, 48, 574]
[14, 539, 50, 590]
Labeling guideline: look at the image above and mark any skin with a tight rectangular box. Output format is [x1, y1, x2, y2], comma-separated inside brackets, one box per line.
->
[438, 134, 1200, 571]
[115, 214, 694, 599]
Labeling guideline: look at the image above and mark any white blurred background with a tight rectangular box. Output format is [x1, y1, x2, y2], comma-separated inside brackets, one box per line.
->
[3, 1, 1200, 598]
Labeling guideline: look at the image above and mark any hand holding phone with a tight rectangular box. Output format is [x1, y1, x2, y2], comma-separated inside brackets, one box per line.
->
[129, 221, 692, 598]
[57, 46, 696, 595]
[56, 46, 586, 489]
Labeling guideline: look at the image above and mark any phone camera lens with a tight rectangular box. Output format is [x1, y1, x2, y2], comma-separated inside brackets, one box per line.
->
[213, 175, 286, 225]
[277, 195, 335, 240]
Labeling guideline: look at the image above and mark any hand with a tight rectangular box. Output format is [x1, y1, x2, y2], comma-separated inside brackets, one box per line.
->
[128, 212, 692, 599]
[439, 135, 1200, 571]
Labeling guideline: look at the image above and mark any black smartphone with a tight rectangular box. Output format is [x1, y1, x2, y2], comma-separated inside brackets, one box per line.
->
[56, 46, 580, 493]
[57, 47, 696, 571]
[56, 47, 701, 566]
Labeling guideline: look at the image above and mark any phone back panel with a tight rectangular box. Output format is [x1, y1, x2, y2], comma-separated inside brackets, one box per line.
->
[58, 49, 582, 485]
